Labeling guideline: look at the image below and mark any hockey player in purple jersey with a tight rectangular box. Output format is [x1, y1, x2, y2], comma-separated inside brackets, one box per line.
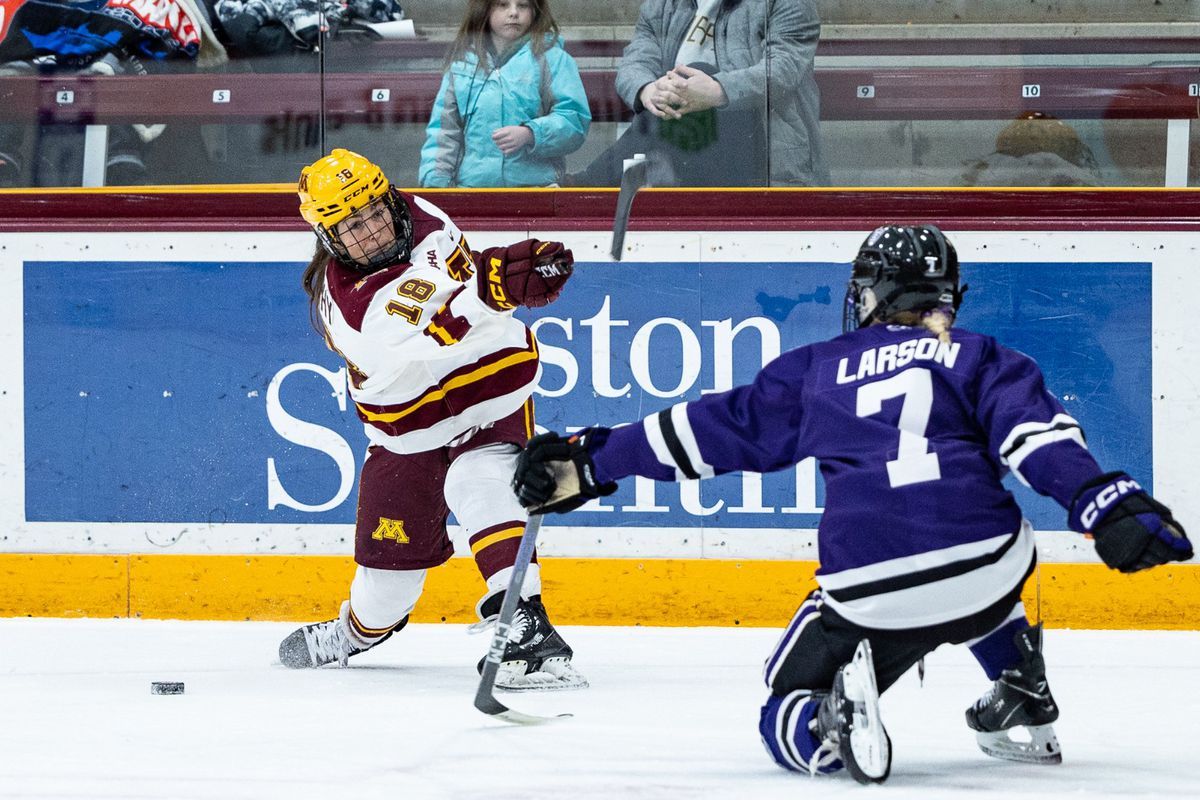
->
[511, 224, 1192, 784]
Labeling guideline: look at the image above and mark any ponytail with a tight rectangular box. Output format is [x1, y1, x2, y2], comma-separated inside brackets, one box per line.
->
[301, 241, 331, 335]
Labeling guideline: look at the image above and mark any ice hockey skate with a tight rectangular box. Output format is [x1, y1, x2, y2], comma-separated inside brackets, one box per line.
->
[813, 639, 891, 784]
[965, 624, 1062, 764]
[278, 601, 398, 669]
[474, 593, 587, 691]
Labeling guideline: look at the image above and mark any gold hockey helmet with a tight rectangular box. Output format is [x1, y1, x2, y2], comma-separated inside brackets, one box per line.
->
[298, 149, 413, 271]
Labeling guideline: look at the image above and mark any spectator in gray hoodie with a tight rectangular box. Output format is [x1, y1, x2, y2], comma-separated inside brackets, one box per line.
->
[568, 0, 827, 187]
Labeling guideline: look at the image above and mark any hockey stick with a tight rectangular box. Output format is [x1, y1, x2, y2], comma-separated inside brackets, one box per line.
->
[473, 513, 571, 725]
[609, 154, 649, 261]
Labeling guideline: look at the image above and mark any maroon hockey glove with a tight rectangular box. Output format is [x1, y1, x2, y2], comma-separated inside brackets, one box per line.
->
[477, 239, 574, 311]
[513, 431, 616, 514]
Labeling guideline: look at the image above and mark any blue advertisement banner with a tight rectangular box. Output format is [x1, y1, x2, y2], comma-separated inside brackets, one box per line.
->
[24, 258, 1151, 530]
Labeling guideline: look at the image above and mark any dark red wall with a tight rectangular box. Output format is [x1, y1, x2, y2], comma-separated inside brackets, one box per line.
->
[0, 188, 1198, 232]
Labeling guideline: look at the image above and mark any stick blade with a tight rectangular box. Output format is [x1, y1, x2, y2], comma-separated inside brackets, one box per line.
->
[474, 687, 510, 717]
[493, 708, 573, 726]
[472, 515, 574, 726]
[474, 681, 572, 725]
[610, 158, 649, 261]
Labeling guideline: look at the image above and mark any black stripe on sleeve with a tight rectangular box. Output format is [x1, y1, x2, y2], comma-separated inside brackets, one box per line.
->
[658, 408, 700, 480]
[1001, 421, 1085, 461]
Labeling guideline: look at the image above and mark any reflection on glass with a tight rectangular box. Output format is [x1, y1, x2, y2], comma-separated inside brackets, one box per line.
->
[962, 112, 1101, 186]
[0, 0, 1196, 188]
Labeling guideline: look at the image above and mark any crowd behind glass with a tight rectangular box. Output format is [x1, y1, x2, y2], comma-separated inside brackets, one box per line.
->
[0, 0, 1192, 188]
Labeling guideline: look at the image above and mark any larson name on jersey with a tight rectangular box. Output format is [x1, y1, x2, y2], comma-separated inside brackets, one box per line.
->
[836, 327, 961, 385]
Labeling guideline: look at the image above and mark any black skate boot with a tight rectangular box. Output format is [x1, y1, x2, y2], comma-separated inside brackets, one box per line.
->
[278, 601, 402, 669]
[474, 592, 587, 691]
[965, 623, 1061, 764]
[812, 639, 892, 784]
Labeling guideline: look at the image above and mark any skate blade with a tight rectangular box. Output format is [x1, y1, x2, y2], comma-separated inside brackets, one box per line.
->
[844, 641, 891, 784]
[976, 725, 1062, 765]
[496, 658, 589, 693]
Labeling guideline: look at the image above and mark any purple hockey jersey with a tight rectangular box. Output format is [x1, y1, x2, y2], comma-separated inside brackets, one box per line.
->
[588, 324, 1106, 629]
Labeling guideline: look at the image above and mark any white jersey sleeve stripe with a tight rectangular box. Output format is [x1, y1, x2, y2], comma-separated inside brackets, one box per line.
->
[998, 413, 1080, 457]
[999, 414, 1087, 486]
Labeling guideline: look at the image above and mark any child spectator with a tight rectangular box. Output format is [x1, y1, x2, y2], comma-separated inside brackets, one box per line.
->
[419, 0, 590, 188]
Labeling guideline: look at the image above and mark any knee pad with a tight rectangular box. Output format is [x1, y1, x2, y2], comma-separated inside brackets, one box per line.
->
[445, 444, 541, 597]
[444, 443, 526, 533]
[759, 691, 839, 775]
[348, 565, 426, 638]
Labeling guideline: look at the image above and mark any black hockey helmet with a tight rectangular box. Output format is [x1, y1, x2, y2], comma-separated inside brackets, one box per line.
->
[843, 224, 965, 333]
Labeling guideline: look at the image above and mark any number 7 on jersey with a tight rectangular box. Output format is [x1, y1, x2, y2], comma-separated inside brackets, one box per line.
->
[856, 368, 942, 488]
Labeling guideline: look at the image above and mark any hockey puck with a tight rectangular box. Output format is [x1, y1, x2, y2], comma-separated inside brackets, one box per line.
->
[150, 682, 185, 695]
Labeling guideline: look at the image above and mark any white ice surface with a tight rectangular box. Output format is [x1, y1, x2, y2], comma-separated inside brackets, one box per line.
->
[0, 620, 1197, 799]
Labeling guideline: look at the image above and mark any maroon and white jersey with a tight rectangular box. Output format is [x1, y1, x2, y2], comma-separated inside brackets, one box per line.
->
[318, 193, 540, 454]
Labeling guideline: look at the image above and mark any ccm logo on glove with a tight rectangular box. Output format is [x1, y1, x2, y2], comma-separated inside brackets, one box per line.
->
[485, 257, 517, 310]
[1078, 476, 1141, 529]
[476, 239, 574, 311]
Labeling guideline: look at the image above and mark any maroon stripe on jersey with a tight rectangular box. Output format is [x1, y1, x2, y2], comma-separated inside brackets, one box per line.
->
[356, 331, 540, 437]
[326, 258, 413, 332]
[358, 329, 535, 417]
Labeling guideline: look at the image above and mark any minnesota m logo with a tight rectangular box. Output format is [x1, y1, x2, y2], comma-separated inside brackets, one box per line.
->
[371, 518, 410, 543]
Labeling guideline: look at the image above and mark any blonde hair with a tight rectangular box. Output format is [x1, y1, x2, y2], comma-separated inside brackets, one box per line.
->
[887, 309, 955, 345]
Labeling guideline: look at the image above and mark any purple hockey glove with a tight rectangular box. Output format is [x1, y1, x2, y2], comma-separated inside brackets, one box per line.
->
[1068, 472, 1193, 573]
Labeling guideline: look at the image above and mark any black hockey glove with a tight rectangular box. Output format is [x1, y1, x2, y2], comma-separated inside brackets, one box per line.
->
[513, 431, 617, 514]
[1068, 472, 1193, 573]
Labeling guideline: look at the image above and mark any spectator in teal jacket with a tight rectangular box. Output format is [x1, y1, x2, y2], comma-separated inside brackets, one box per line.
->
[419, 0, 590, 188]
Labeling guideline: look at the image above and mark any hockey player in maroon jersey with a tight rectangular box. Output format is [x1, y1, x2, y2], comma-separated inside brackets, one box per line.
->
[279, 148, 585, 691]
[512, 224, 1192, 779]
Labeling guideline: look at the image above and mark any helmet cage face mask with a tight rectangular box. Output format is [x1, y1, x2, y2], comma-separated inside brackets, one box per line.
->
[298, 148, 414, 272]
[318, 190, 414, 272]
[843, 225, 962, 333]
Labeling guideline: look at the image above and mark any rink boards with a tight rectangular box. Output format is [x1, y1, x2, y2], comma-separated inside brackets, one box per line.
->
[2, 228, 1198, 627]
